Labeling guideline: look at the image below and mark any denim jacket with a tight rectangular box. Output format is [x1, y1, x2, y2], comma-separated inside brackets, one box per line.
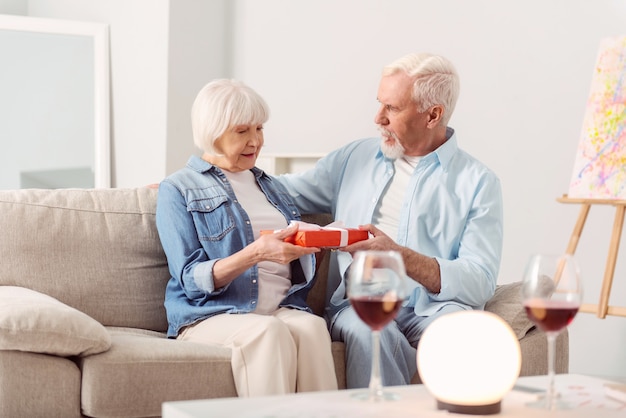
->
[156, 155, 316, 337]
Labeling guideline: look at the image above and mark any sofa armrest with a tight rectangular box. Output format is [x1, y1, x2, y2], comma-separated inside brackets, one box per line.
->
[486, 281, 569, 375]
[484, 282, 535, 340]
[519, 326, 569, 375]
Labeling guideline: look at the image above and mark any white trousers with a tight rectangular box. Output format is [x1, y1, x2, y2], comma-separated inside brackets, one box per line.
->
[178, 308, 338, 397]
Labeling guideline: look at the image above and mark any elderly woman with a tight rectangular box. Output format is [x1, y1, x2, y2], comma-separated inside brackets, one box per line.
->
[156, 79, 337, 397]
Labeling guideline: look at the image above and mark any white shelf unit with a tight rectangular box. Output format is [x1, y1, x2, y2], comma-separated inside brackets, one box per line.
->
[256, 153, 325, 175]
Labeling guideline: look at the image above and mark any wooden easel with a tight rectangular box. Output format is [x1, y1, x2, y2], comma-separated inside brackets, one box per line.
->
[558, 195, 626, 318]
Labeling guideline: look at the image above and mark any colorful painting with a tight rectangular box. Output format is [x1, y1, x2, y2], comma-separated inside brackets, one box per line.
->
[569, 36, 626, 200]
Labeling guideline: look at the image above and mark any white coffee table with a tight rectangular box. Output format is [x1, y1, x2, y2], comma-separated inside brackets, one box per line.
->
[162, 374, 626, 418]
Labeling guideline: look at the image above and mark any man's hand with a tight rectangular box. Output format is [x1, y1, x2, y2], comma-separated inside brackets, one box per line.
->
[340, 224, 441, 294]
[340, 224, 400, 255]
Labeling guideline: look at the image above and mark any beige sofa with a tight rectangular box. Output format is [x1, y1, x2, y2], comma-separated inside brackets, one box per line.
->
[0, 188, 567, 417]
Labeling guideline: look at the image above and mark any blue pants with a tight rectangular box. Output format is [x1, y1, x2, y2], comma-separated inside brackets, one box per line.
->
[330, 304, 465, 388]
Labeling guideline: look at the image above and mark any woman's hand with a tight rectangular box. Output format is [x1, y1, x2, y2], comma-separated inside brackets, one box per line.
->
[211, 222, 319, 289]
[252, 223, 320, 265]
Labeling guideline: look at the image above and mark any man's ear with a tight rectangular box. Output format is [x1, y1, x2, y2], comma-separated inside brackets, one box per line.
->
[427, 105, 444, 127]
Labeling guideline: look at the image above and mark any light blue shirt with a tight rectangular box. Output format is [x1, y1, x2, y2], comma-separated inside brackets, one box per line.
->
[276, 128, 503, 320]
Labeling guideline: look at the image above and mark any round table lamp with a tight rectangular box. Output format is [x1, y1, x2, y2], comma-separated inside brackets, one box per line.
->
[417, 310, 521, 415]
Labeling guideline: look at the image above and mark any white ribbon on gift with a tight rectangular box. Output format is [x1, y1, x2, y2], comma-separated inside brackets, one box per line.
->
[288, 220, 350, 247]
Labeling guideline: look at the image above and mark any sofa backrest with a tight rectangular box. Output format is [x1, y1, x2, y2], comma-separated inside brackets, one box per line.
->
[0, 188, 170, 332]
[0, 188, 334, 331]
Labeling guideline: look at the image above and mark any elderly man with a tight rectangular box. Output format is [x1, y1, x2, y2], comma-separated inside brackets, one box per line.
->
[277, 52, 503, 389]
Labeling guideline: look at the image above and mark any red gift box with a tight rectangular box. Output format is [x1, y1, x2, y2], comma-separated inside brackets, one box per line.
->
[261, 224, 369, 248]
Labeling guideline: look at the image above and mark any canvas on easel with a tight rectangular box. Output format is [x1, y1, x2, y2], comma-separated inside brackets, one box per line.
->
[568, 36, 626, 199]
[560, 36, 626, 318]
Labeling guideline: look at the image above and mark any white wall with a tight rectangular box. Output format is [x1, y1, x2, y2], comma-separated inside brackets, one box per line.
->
[25, 0, 171, 188]
[0, 0, 25, 14]
[165, 0, 229, 176]
[230, 0, 626, 379]
[21, 0, 229, 187]
[2, 0, 625, 379]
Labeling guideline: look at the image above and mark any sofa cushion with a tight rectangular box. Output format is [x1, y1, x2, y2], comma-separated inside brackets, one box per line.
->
[0, 188, 170, 332]
[0, 286, 111, 356]
[484, 281, 535, 339]
[79, 327, 236, 417]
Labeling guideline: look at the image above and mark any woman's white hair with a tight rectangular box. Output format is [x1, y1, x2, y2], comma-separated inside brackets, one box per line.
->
[383, 53, 460, 126]
[191, 79, 270, 154]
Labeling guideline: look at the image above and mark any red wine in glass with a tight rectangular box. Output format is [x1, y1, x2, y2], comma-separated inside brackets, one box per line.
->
[524, 299, 579, 333]
[347, 250, 407, 401]
[350, 296, 402, 331]
[522, 253, 582, 410]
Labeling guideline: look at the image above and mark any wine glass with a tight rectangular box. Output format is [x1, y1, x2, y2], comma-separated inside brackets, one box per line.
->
[521, 253, 583, 410]
[347, 250, 407, 401]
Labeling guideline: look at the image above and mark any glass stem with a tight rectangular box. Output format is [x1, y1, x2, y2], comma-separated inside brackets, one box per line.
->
[546, 332, 557, 410]
[369, 330, 383, 400]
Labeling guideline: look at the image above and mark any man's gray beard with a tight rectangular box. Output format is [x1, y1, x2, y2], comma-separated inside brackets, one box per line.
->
[380, 137, 405, 160]
[378, 126, 405, 159]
